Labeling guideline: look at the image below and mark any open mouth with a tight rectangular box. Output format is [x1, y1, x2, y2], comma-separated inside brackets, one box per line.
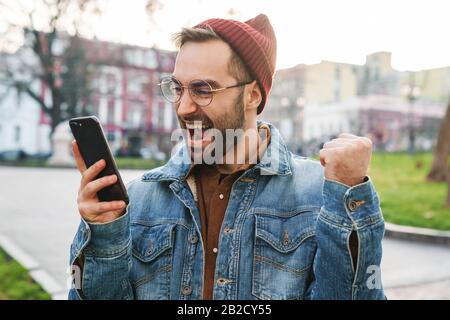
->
[185, 122, 213, 141]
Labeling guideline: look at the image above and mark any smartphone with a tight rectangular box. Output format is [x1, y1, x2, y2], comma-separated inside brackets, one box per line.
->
[69, 116, 129, 204]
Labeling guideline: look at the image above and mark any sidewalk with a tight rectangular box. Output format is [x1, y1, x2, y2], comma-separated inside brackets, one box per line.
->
[382, 238, 450, 299]
[0, 166, 146, 298]
[1, 166, 450, 299]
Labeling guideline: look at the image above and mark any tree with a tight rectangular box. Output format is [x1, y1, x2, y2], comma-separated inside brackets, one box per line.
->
[427, 98, 450, 182]
[0, 0, 104, 136]
[447, 169, 450, 207]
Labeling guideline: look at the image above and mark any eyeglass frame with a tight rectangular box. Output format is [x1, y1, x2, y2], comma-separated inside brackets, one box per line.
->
[157, 76, 254, 107]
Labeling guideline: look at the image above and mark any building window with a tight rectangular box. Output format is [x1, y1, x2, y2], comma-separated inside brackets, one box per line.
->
[107, 98, 115, 124]
[374, 67, 380, 81]
[164, 102, 173, 131]
[158, 102, 164, 128]
[335, 67, 341, 80]
[14, 126, 21, 143]
[334, 67, 341, 102]
[107, 74, 116, 95]
[144, 50, 157, 69]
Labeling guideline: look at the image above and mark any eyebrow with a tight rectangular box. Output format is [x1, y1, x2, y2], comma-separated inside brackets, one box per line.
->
[202, 79, 221, 88]
[171, 75, 222, 88]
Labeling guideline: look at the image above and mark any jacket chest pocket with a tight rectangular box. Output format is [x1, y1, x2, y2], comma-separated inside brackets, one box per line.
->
[130, 222, 175, 299]
[252, 210, 317, 300]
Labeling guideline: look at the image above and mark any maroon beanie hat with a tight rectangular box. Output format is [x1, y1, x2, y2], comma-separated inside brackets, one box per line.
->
[194, 14, 277, 114]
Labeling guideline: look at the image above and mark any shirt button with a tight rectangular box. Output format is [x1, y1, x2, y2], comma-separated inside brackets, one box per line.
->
[181, 285, 192, 295]
[219, 194, 224, 200]
[216, 278, 229, 285]
[212, 247, 218, 253]
[189, 235, 198, 244]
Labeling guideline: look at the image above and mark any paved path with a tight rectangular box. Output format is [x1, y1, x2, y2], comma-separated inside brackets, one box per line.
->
[1, 166, 449, 299]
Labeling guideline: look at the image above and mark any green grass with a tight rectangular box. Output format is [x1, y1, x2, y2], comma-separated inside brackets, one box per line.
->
[115, 157, 165, 170]
[370, 152, 450, 231]
[0, 157, 165, 170]
[0, 159, 49, 168]
[0, 248, 51, 300]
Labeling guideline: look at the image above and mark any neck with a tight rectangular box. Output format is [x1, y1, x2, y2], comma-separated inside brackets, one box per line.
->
[215, 122, 268, 175]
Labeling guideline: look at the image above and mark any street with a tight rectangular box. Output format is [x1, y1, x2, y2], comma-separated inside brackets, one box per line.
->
[0, 166, 449, 299]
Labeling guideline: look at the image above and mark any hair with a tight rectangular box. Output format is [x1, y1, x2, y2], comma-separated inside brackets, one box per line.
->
[172, 26, 253, 84]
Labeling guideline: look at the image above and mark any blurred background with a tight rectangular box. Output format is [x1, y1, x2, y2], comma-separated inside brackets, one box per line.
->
[0, 0, 449, 300]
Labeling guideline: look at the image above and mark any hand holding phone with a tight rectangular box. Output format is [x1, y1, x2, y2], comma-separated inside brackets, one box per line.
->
[70, 116, 128, 223]
[72, 141, 126, 223]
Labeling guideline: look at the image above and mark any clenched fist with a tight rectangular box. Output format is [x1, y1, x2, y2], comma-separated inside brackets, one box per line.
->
[319, 133, 372, 187]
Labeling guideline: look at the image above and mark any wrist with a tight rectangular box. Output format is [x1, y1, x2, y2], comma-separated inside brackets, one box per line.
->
[326, 175, 367, 187]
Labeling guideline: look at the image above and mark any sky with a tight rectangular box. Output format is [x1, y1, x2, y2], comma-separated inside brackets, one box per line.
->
[11, 0, 450, 72]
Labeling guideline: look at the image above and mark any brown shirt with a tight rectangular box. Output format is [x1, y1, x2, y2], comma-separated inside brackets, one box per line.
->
[194, 165, 243, 300]
[191, 124, 271, 299]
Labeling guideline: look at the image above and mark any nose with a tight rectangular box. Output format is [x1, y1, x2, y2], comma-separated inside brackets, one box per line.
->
[176, 90, 198, 118]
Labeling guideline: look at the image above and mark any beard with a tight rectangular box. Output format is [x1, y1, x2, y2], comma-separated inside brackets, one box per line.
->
[214, 91, 245, 156]
[178, 90, 246, 164]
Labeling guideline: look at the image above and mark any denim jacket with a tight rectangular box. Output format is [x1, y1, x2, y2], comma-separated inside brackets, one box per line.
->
[68, 121, 385, 300]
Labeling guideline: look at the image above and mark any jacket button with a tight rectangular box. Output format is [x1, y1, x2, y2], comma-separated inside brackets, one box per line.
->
[348, 200, 365, 212]
[182, 285, 192, 295]
[189, 235, 198, 244]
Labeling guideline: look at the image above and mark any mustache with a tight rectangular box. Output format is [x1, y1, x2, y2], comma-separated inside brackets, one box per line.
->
[180, 116, 213, 126]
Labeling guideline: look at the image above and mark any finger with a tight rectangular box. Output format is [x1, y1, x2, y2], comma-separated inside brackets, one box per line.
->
[90, 211, 124, 224]
[78, 202, 126, 222]
[82, 174, 117, 199]
[338, 133, 359, 139]
[322, 141, 352, 149]
[335, 136, 373, 149]
[87, 200, 127, 215]
[80, 158, 106, 190]
[319, 146, 346, 166]
[72, 140, 87, 173]
[319, 148, 332, 167]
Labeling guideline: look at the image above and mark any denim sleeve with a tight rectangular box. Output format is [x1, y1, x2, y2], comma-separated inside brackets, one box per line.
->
[68, 210, 134, 300]
[311, 177, 385, 300]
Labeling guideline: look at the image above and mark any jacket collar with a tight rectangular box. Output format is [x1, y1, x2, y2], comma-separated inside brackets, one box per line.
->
[141, 120, 292, 182]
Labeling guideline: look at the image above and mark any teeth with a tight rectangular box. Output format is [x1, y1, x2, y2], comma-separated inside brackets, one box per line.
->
[186, 123, 211, 130]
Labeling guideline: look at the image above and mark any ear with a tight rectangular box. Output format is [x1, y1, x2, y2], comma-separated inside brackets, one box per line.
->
[244, 81, 262, 112]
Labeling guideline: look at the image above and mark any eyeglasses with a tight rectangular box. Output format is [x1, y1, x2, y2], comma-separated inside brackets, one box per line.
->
[158, 76, 253, 107]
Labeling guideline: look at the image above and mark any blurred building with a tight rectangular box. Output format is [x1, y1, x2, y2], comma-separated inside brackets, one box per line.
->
[2, 42, 450, 158]
[81, 38, 177, 157]
[358, 95, 444, 152]
[0, 62, 51, 156]
[264, 64, 306, 153]
[264, 51, 450, 155]
[412, 66, 450, 105]
[0, 33, 177, 158]
[360, 52, 401, 97]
